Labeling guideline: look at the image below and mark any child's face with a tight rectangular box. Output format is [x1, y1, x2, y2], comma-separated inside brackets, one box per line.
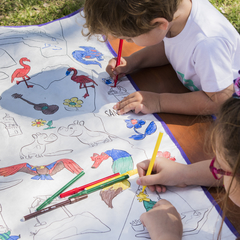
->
[216, 153, 240, 207]
[120, 24, 169, 47]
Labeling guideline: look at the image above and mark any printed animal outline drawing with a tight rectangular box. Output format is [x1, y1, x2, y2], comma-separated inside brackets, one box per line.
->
[11, 57, 33, 88]
[66, 68, 98, 98]
[58, 120, 113, 147]
[72, 46, 104, 68]
[0, 159, 83, 180]
[20, 132, 58, 159]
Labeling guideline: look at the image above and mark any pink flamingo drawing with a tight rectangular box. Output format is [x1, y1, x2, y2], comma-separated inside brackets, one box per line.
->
[66, 67, 98, 98]
[11, 57, 33, 88]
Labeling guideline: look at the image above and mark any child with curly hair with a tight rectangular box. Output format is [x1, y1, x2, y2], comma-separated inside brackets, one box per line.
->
[83, 0, 240, 116]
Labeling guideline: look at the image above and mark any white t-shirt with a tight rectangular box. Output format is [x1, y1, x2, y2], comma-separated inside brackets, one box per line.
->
[163, 0, 240, 92]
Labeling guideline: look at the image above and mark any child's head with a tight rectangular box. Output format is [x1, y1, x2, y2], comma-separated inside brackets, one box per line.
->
[210, 96, 240, 206]
[83, 0, 181, 40]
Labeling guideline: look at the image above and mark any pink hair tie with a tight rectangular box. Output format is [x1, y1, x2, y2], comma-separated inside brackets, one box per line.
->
[233, 70, 240, 99]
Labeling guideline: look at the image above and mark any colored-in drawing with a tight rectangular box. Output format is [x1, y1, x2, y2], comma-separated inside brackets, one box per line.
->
[91, 153, 109, 168]
[20, 132, 58, 159]
[66, 68, 98, 98]
[0, 113, 22, 137]
[32, 119, 47, 127]
[91, 149, 134, 208]
[58, 120, 113, 147]
[125, 119, 157, 140]
[12, 93, 59, 115]
[0, 159, 83, 180]
[72, 46, 104, 68]
[0, 204, 20, 240]
[91, 149, 134, 174]
[43, 120, 56, 130]
[100, 179, 131, 208]
[31, 119, 56, 130]
[136, 192, 157, 212]
[11, 57, 33, 88]
[0, 179, 23, 191]
[63, 97, 83, 111]
[102, 77, 115, 86]
[157, 151, 176, 161]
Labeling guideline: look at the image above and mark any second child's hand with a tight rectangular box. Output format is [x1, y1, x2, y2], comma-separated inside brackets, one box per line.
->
[136, 157, 188, 193]
[113, 91, 161, 115]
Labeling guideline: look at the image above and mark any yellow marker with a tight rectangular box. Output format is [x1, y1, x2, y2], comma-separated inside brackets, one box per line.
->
[86, 169, 138, 190]
[142, 132, 163, 193]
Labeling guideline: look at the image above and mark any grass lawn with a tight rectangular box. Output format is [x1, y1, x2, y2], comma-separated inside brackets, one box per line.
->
[0, 0, 239, 33]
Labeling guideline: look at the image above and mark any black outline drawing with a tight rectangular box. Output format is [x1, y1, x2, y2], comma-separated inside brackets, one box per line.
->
[0, 113, 22, 137]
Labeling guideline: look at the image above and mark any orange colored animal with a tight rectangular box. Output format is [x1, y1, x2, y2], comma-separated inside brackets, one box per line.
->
[11, 57, 33, 88]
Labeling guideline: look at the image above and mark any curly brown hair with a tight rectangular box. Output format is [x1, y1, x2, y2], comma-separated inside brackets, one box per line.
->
[82, 0, 182, 40]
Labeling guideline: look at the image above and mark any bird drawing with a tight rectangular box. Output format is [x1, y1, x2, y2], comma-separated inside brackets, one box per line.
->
[11, 57, 33, 88]
[0, 159, 83, 180]
[91, 149, 134, 208]
[66, 67, 98, 98]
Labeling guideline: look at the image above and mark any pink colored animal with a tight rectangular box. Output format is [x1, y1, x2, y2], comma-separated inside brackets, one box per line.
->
[66, 67, 98, 98]
[11, 57, 33, 88]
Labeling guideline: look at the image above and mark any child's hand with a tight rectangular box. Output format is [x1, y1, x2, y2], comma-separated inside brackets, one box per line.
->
[113, 91, 161, 115]
[136, 157, 188, 192]
[106, 57, 128, 80]
[140, 199, 183, 240]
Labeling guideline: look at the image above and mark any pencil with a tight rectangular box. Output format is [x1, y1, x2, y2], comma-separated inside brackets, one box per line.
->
[86, 169, 137, 190]
[59, 172, 120, 198]
[21, 194, 88, 222]
[113, 39, 123, 87]
[141, 132, 164, 193]
[36, 171, 85, 211]
[69, 174, 129, 199]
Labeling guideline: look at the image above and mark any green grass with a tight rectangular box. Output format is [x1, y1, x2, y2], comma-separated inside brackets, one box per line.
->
[210, 0, 240, 33]
[0, 0, 84, 26]
[0, 0, 239, 34]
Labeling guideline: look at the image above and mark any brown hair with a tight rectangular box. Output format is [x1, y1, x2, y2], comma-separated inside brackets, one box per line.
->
[82, 0, 182, 40]
[210, 97, 240, 239]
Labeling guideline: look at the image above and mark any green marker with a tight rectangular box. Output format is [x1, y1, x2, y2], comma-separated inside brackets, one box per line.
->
[69, 174, 129, 199]
[36, 171, 85, 211]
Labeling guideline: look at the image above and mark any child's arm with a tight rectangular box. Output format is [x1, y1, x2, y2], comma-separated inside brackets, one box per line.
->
[140, 199, 183, 240]
[136, 157, 222, 192]
[106, 41, 169, 80]
[113, 84, 233, 115]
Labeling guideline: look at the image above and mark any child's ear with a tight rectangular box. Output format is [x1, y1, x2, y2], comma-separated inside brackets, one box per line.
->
[151, 18, 169, 31]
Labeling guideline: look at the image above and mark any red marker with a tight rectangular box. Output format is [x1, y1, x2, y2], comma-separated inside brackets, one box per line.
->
[113, 39, 123, 87]
[60, 173, 120, 198]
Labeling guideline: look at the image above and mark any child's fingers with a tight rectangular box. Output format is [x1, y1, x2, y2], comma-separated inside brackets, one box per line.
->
[136, 174, 162, 187]
[136, 160, 150, 177]
[155, 185, 167, 193]
[113, 94, 137, 114]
